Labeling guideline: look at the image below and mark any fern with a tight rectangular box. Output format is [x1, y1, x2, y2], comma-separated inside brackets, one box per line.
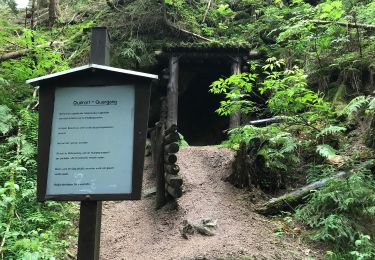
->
[367, 97, 375, 112]
[341, 96, 369, 117]
[316, 144, 336, 158]
[317, 125, 346, 138]
[177, 133, 189, 147]
[0, 105, 15, 135]
[296, 169, 375, 251]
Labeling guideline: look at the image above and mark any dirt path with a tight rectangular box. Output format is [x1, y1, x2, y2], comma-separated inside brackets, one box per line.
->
[100, 146, 322, 260]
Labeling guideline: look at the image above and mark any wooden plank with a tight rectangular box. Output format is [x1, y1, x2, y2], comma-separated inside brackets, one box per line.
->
[166, 184, 182, 198]
[164, 153, 177, 164]
[77, 201, 102, 260]
[165, 164, 180, 175]
[165, 142, 179, 153]
[167, 56, 179, 128]
[229, 56, 241, 128]
[165, 174, 183, 188]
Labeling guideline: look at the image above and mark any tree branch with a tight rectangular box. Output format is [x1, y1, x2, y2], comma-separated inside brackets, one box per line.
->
[0, 41, 63, 62]
[202, 0, 212, 24]
[161, 0, 213, 42]
[310, 20, 375, 30]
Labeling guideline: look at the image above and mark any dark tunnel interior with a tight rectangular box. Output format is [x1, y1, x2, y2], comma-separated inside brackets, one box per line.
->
[178, 61, 231, 146]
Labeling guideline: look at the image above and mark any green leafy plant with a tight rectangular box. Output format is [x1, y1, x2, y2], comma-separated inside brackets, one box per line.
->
[296, 166, 375, 255]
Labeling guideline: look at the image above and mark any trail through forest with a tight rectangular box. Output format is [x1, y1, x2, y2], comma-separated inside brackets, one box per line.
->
[100, 146, 322, 260]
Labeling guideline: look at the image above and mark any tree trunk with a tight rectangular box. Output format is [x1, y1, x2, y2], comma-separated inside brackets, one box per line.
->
[49, 0, 60, 27]
[226, 139, 264, 189]
[229, 56, 242, 128]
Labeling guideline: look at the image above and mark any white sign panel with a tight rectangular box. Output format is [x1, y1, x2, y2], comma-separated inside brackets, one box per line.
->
[46, 85, 134, 195]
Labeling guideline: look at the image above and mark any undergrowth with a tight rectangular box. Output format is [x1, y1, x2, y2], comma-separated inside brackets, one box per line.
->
[0, 19, 80, 259]
[211, 58, 375, 258]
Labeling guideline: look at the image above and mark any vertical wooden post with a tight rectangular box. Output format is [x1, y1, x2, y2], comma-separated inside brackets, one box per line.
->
[90, 27, 110, 66]
[77, 27, 110, 260]
[229, 56, 242, 128]
[77, 201, 102, 260]
[167, 56, 179, 128]
[153, 98, 167, 208]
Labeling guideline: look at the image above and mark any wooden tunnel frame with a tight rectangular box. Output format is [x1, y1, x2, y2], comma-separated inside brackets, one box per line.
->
[161, 46, 255, 130]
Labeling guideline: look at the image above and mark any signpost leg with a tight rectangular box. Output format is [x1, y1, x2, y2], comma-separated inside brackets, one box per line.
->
[77, 201, 102, 260]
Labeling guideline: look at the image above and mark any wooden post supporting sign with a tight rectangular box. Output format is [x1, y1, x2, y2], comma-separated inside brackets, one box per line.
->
[77, 27, 109, 260]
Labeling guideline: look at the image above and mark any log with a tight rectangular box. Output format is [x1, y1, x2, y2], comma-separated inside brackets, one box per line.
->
[164, 153, 177, 164]
[256, 171, 351, 215]
[310, 20, 375, 30]
[0, 41, 63, 62]
[151, 122, 166, 208]
[165, 164, 180, 175]
[165, 174, 183, 188]
[164, 132, 180, 144]
[165, 124, 178, 135]
[166, 184, 182, 198]
[165, 142, 179, 153]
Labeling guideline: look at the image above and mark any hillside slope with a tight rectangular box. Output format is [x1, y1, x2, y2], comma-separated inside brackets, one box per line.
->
[100, 146, 322, 260]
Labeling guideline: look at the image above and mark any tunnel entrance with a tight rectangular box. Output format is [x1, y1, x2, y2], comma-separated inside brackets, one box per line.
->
[178, 62, 231, 146]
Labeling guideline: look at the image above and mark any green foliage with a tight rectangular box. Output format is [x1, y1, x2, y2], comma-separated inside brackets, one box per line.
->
[341, 96, 375, 120]
[316, 144, 337, 158]
[317, 125, 346, 138]
[0, 105, 15, 135]
[223, 124, 300, 176]
[0, 18, 79, 259]
[178, 133, 189, 147]
[209, 72, 257, 115]
[0, 106, 78, 259]
[211, 58, 341, 161]
[296, 166, 375, 257]
[211, 46, 375, 258]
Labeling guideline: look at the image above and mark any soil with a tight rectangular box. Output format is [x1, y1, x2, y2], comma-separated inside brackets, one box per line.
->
[100, 146, 323, 260]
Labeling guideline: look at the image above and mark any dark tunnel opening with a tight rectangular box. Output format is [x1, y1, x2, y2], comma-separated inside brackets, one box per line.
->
[178, 62, 231, 146]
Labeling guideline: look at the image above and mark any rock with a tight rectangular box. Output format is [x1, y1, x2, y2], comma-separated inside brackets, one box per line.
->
[180, 218, 218, 239]
[142, 187, 157, 198]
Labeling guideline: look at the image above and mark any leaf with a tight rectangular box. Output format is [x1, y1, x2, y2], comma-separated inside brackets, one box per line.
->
[341, 96, 369, 117]
[0, 105, 15, 135]
[316, 144, 337, 158]
[317, 125, 346, 137]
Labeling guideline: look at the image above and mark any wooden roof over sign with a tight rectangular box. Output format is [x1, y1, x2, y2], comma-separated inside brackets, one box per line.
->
[26, 64, 158, 86]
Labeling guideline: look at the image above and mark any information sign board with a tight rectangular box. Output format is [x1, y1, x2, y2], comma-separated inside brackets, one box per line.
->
[47, 85, 134, 195]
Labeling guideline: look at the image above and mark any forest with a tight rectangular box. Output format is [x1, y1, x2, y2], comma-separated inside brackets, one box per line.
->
[1, 0, 375, 259]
